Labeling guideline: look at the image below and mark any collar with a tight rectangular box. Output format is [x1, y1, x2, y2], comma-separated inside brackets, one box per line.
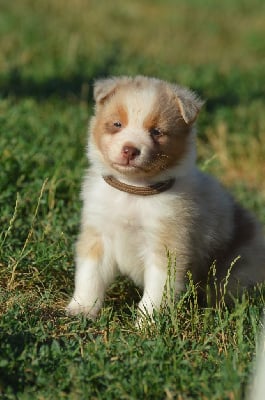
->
[103, 175, 175, 196]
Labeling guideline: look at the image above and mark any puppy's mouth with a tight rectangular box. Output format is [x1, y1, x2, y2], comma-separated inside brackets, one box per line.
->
[108, 150, 169, 176]
[111, 156, 167, 175]
[112, 161, 145, 172]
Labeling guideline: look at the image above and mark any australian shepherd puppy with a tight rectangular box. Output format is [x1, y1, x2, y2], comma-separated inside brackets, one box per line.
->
[66, 76, 265, 320]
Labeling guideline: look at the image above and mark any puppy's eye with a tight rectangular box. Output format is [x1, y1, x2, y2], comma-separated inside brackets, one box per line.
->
[150, 127, 163, 137]
[113, 121, 122, 128]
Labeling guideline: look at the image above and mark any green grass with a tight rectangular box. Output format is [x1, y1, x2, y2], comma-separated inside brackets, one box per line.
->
[1, 0, 265, 399]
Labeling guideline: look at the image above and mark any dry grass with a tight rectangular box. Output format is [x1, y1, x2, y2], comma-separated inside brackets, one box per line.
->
[210, 129, 264, 191]
[199, 124, 265, 195]
[198, 96, 265, 198]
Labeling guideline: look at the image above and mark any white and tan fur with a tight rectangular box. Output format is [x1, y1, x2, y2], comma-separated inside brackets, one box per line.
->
[66, 76, 265, 320]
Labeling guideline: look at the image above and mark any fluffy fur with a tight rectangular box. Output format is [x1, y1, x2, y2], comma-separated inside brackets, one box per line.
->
[66, 76, 265, 319]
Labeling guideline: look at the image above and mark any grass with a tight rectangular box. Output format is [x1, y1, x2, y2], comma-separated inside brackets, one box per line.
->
[0, 0, 265, 398]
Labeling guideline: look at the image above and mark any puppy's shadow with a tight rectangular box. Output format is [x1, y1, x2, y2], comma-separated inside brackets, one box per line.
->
[105, 277, 142, 317]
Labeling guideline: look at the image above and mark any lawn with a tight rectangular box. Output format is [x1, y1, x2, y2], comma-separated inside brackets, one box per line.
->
[0, 0, 265, 399]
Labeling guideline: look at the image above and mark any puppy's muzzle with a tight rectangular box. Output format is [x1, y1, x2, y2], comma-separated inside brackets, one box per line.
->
[122, 144, 141, 162]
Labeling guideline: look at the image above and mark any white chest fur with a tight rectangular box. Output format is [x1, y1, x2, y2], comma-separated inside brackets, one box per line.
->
[81, 174, 180, 285]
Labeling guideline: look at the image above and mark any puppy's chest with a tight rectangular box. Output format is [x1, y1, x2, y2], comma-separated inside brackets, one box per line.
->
[111, 207, 147, 265]
[98, 196, 157, 238]
[87, 182, 190, 266]
[89, 187, 175, 252]
[96, 195, 160, 277]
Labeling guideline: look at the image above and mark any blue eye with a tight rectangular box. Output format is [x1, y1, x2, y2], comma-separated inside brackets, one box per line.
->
[150, 127, 162, 137]
[114, 121, 122, 128]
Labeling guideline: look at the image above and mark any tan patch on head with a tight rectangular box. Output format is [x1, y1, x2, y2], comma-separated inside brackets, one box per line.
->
[76, 226, 103, 260]
[143, 86, 192, 172]
[92, 100, 128, 149]
[103, 104, 128, 135]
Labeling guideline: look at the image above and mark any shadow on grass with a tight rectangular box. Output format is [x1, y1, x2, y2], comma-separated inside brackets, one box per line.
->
[0, 62, 264, 111]
[105, 277, 142, 318]
[0, 41, 123, 102]
[0, 69, 94, 102]
[0, 332, 40, 392]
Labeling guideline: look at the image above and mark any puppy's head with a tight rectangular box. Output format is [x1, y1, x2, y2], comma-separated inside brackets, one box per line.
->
[89, 76, 203, 180]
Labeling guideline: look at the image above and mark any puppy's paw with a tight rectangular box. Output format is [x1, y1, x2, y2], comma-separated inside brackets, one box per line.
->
[135, 308, 154, 329]
[66, 298, 99, 319]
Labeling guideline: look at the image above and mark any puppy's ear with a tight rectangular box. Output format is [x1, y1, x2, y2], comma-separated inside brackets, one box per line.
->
[94, 77, 129, 106]
[94, 78, 117, 105]
[171, 85, 204, 125]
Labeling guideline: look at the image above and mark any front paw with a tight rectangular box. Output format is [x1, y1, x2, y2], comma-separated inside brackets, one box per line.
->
[135, 313, 155, 329]
[135, 302, 155, 328]
[66, 298, 100, 319]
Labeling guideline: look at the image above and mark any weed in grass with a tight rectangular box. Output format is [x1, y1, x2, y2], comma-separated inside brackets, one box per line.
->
[7, 179, 48, 290]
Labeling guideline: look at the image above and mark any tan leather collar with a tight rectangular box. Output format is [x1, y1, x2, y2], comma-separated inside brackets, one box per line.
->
[103, 175, 175, 196]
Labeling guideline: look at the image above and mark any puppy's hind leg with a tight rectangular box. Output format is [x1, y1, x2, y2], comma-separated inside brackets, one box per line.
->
[66, 227, 115, 319]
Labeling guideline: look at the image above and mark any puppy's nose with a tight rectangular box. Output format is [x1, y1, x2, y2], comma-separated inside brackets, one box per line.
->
[122, 145, 141, 161]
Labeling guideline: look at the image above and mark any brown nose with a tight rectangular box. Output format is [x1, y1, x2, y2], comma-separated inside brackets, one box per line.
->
[122, 145, 141, 161]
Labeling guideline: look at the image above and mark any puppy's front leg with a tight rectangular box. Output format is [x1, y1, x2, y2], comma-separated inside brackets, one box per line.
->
[138, 264, 168, 320]
[66, 227, 114, 319]
[66, 256, 105, 318]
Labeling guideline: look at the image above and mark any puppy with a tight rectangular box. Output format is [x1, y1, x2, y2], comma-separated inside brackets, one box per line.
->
[66, 76, 265, 319]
